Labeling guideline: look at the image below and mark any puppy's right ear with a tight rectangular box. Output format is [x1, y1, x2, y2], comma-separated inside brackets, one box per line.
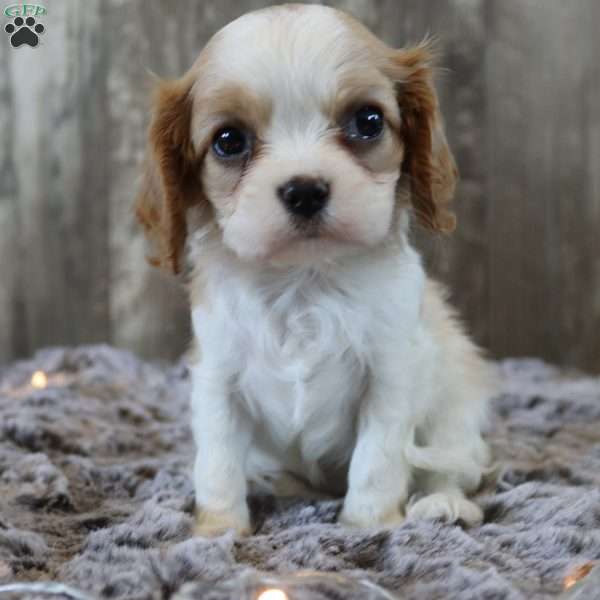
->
[135, 75, 203, 274]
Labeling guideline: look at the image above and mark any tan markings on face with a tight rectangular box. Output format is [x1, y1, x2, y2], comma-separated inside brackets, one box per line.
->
[185, 5, 426, 264]
[333, 74, 399, 128]
[188, 77, 272, 225]
[191, 83, 272, 153]
[331, 70, 404, 176]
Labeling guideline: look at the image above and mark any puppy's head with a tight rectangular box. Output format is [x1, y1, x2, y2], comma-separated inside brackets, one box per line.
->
[136, 4, 457, 273]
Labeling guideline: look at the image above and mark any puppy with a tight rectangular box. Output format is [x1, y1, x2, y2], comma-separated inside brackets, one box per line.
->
[136, 4, 495, 536]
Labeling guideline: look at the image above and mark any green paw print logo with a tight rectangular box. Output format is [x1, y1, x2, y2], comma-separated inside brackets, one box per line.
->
[3, 4, 46, 48]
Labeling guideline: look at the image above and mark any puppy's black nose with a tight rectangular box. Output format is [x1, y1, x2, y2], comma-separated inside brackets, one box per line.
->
[277, 177, 330, 219]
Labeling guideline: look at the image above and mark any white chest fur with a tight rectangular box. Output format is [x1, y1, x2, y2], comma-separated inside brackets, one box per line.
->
[190, 243, 426, 485]
[237, 271, 370, 468]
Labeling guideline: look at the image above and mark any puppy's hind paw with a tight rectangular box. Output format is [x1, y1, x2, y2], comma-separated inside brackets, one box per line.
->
[193, 507, 251, 538]
[407, 493, 483, 527]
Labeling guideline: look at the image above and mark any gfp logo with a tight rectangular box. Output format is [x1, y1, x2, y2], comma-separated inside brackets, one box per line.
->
[4, 4, 46, 17]
[3, 4, 46, 47]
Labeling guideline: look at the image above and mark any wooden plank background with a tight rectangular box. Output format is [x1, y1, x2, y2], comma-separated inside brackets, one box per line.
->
[1, 0, 598, 371]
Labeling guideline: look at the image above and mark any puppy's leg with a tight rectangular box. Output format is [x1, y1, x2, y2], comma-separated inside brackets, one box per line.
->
[191, 368, 252, 537]
[405, 281, 495, 526]
[339, 375, 413, 528]
[406, 384, 492, 526]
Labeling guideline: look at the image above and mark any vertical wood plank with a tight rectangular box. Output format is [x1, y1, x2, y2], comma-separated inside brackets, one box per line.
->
[487, 0, 600, 370]
[7, 0, 110, 354]
[582, 1, 600, 371]
[63, 1, 111, 344]
[429, 0, 489, 348]
[0, 34, 25, 361]
[105, 0, 190, 361]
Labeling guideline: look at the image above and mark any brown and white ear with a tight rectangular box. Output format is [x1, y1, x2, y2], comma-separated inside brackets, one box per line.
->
[135, 75, 203, 274]
[392, 44, 458, 233]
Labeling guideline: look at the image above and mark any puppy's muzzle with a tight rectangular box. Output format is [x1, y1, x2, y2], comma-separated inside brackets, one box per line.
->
[277, 176, 330, 220]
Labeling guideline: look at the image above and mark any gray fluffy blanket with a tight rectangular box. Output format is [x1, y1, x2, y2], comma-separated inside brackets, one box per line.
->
[0, 346, 599, 599]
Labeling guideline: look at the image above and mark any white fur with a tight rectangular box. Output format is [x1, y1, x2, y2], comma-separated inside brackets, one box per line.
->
[189, 228, 494, 535]
[175, 6, 496, 535]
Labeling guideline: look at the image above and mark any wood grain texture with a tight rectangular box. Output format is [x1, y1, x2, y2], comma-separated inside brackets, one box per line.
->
[1, 0, 598, 371]
[3, 1, 111, 355]
[0, 31, 23, 362]
[486, 0, 600, 371]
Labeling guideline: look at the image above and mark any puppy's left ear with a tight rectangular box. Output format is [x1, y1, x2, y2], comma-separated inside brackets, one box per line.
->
[391, 43, 458, 233]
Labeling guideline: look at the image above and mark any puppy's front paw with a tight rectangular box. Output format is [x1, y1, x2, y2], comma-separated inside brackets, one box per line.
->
[194, 506, 251, 537]
[407, 493, 483, 526]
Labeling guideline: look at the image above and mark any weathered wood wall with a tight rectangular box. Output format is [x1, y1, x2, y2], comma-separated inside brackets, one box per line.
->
[1, 0, 599, 371]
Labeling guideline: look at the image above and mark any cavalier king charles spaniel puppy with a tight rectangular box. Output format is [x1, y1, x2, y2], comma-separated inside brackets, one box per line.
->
[136, 4, 495, 536]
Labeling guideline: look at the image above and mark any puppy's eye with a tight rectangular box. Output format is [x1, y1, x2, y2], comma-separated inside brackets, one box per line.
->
[212, 127, 250, 159]
[344, 106, 384, 141]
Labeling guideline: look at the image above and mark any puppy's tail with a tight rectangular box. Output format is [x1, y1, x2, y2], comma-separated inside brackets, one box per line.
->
[404, 427, 495, 492]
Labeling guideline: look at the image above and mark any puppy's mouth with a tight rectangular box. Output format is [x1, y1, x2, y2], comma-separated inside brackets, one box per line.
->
[263, 216, 362, 264]
[291, 214, 326, 238]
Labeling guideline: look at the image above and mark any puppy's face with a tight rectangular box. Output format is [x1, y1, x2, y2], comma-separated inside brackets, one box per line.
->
[136, 5, 457, 272]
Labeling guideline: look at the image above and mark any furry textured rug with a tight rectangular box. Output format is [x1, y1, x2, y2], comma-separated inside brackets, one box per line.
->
[0, 346, 599, 600]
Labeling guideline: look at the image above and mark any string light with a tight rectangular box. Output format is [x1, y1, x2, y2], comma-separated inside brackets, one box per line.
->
[563, 562, 594, 590]
[30, 370, 48, 389]
[257, 589, 289, 600]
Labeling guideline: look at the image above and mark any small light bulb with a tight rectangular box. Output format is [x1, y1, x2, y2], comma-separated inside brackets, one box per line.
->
[257, 589, 289, 600]
[564, 562, 594, 589]
[30, 371, 48, 389]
